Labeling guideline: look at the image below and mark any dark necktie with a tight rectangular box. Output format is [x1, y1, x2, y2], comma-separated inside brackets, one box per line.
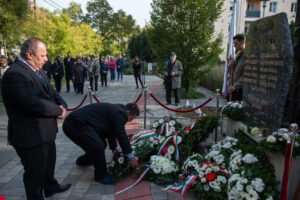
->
[36, 70, 48, 89]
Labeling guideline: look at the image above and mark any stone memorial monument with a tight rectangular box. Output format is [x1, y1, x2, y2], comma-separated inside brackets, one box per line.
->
[243, 13, 293, 134]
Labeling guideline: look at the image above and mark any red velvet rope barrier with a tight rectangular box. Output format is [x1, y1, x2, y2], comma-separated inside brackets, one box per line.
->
[280, 141, 292, 200]
[149, 93, 213, 113]
[67, 95, 88, 111]
[134, 92, 143, 104]
[92, 94, 100, 103]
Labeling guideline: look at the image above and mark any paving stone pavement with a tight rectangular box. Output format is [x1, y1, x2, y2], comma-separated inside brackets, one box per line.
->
[0, 75, 227, 200]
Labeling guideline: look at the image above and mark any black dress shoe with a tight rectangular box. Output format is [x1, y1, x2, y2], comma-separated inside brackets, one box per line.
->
[44, 183, 72, 197]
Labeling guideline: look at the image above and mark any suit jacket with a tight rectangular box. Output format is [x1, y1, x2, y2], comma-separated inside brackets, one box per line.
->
[164, 60, 183, 89]
[232, 51, 245, 90]
[1, 60, 67, 148]
[64, 57, 75, 79]
[64, 102, 132, 154]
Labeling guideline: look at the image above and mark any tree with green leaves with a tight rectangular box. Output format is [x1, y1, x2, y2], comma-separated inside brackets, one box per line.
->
[62, 2, 83, 23]
[147, 0, 224, 92]
[84, 0, 137, 55]
[128, 30, 154, 62]
[0, 0, 30, 56]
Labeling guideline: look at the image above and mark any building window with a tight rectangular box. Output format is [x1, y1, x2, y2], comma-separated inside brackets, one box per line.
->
[230, 1, 234, 11]
[269, 2, 277, 12]
[247, 4, 255, 11]
[291, 2, 297, 12]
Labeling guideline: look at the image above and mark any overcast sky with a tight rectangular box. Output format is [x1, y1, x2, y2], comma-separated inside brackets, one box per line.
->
[36, 0, 152, 27]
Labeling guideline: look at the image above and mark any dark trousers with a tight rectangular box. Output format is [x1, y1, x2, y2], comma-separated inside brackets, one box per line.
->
[53, 77, 62, 93]
[134, 74, 143, 88]
[165, 78, 180, 104]
[63, 120, 107, 180]
[110, 68, 115, 80]
[117, 70, 123, 80]
[89, 76, 99, 92]
[100, 73, 107, 86]
[66, 77, 77, 92]
[76, 82, 84, 94]
[15, 143, 58, 200]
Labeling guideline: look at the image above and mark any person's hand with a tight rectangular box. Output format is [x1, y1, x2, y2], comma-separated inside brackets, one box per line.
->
[130, 157, 138, 168]
[57, 105, 67, 119]
[228, 85, 235, 93]
[164, 72, 168, 76]
[171, 72, 175, 76]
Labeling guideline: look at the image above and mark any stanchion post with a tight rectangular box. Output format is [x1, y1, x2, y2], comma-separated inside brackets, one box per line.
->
[88, 86, 93, 104]
[143, 85, 148, 130]
[215, 89, 220, 143]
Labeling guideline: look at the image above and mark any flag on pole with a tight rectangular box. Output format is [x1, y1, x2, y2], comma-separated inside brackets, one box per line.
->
[222, 2, 237, 97]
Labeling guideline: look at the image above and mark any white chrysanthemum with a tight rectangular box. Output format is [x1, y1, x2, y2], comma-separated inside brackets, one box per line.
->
[238, 104, 243, 109]
[153, 140, 158, 145]
[164, 153, 172, 160]
[204, 185, 210, 191]
[232, 103, 239, 108]
[176, 136, 182, 144]
[283, 134, 289, 141]
[118, 157, 124, 164]
[267, 135, 276, 143]
[169, 120, 176, 126]
[159, 136, 165, 144]
[246, 185, 254, 192]
[227, 101, 233, 105]
[266, 196, 273, 200]
[168, 145, 175, 154]
[152, 167, 161, 174]
[109, 160, 115, 167]
[279, 137, 284, 142]
[159, 119, 164, 123]
[153, 122, 159, 128]
[217, 176, 227, 184]
[223, 142, 232, 149]
[170, 126, 176, 132]
[242, 153, 258, 164]
[244, 189, 259, 200]
[201, 177, 206, 183]
[251, 178, 264, 193]
[251, 127, 260, 135]
[214, 154, 225, 164]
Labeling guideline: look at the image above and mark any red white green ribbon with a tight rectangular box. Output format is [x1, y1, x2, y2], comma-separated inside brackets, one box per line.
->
[162, 182, 184, 192]
[181, 175, 198, 199]
[157, 136, 173, 155]
[130, 131, 156, 144]
[184, 121, 198, 133]
[173, 135, 180, 162]
[114, 166, 151, 196]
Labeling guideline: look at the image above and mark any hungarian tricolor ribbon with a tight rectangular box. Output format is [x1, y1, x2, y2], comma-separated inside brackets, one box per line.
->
[184, 121, 198, 133]
[181, 175, 199, 199]
[162, 182, 184, 192]
[159, 117, 170, 134]
[114, 166, 151, 196]
[130, 131, 156, 144]
[157, 136, 173, 155]
[173, 135, 180, 162]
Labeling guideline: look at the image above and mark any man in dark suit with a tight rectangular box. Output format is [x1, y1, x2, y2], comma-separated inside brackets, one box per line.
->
[1, 37, 71, 200]
[62, 103, 139, 184]
[63, 51, 76, 93]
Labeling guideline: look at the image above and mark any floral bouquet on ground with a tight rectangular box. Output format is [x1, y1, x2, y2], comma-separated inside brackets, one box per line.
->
[139, 155, 179, 186]
[153, 116, 182, 137]
[129, 130, 160, 162]
[259, 128, 300, 156]
[221, 101, 243, 121]
[107, 150, 131, 181]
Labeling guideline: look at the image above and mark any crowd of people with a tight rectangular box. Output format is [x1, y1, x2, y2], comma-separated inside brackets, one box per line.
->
[40, 53, 126, 94]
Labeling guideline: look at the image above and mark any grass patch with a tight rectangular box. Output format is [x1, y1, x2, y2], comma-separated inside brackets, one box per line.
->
[175, 106, 217, 119]
[180, 88, 205, 99]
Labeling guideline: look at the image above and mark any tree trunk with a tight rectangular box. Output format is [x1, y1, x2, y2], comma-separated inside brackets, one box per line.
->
[287, 0, 300, 125]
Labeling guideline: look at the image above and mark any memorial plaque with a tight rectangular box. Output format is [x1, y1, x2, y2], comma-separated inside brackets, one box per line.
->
[243, 13, 293, 133]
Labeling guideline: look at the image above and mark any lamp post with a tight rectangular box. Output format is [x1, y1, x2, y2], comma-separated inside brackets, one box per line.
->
[261, 0, 269, 18]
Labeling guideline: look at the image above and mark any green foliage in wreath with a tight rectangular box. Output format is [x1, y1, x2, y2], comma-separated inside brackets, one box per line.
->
[222, 103, 243, 121]
[107, 154, 131, 181]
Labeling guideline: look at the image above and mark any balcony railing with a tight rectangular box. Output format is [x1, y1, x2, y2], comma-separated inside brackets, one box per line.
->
[246, 10, 261, 18]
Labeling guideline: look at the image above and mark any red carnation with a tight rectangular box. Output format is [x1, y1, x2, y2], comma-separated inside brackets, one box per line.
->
[205, 172, 215, 181]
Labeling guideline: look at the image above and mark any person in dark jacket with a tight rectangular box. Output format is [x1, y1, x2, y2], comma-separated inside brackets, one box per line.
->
[72, 56, 86, 94]
[116, 55, 124, 81]
[42, 55, 52, 80]
[62, 102, 139, 184]
[132, 56, 144, 89]
[64, 51, 76, 93]
[50, 56, 64, 93]
[1, 37, 71, 200]
[100, 56, 108, 87]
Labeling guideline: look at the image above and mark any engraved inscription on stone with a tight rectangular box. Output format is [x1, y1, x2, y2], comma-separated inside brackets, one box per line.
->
[242, 13, 293, 133]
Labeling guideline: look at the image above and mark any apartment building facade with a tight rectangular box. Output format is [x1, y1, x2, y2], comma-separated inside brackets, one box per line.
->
[215, 0, 297, 60]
